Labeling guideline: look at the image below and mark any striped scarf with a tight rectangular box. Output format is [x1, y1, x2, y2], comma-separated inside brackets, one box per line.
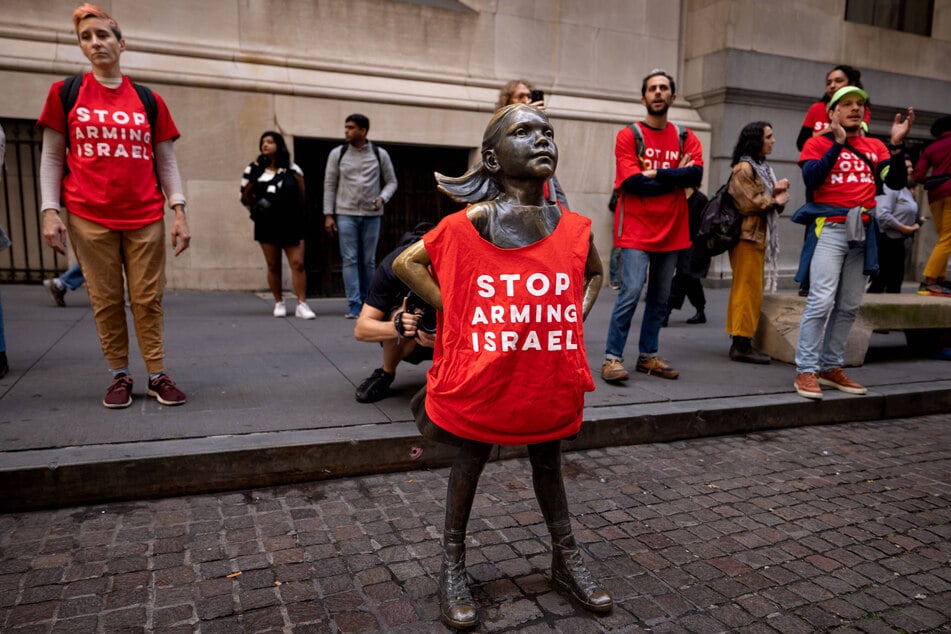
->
[740, 155, 781, 293]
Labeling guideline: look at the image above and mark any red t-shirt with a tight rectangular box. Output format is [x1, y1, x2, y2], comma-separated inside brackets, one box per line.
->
[801, 100, 872, 132]
[37, 74, 180, 231]
[423, 206, 595, 445]
[613, 122, 702, 251]
[799, 135, 889, 210]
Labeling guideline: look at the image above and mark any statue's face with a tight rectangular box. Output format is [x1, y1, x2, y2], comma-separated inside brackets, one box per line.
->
[491, 108, 557, 180]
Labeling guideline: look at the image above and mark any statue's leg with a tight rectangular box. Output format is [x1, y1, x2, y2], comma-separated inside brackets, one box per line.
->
[439, 439, 492, 629]
[529, 440, 613, 614]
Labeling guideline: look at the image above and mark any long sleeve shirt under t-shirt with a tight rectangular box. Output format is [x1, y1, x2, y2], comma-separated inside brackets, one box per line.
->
[322, 141, 397, 217]
[612, 122, 703, 252]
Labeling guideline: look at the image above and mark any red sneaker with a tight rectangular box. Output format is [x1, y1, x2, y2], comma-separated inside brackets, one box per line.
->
[147, 374, 187, 406]
[817, 367, 867, 395]
[794, 372, 823, 400]
[103, 374, 134, 409]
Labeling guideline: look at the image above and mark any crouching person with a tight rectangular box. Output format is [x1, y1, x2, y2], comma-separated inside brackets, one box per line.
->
[353, 224, 436, 402]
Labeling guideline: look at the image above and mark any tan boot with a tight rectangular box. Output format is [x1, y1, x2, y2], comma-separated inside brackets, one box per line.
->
[438, 541, 479, 629]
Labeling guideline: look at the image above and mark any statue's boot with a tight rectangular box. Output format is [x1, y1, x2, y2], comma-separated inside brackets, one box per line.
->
[548, 520, 613, 614]
[438, 442, 490, 629]
[439, 538, 479, 629]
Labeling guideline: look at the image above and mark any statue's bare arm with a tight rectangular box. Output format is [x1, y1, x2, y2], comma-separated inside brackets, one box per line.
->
[581, 235, 602, 321]
[393, 240, 443, 311]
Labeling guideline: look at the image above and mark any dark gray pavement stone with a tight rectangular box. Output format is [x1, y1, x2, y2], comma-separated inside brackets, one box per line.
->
[0, 414, 948, 631]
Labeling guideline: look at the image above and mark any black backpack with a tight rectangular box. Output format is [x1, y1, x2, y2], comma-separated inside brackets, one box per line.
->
[59, 74, 160, 185]
[695, 171, 741, 256]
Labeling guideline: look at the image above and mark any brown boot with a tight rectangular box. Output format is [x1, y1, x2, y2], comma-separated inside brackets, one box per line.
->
[439, 541, 479, 629]
[549, 522, 613, 614]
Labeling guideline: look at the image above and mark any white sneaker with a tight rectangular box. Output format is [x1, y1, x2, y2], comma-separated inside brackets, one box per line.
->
[296, 301, 316, 320]
[273, 301, 286, 318]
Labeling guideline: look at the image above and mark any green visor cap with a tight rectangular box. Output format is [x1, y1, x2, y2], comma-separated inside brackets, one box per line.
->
[828, 85, 869, 110]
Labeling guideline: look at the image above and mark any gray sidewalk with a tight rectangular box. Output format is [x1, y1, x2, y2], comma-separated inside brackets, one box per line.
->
[1, 283, 950, 510]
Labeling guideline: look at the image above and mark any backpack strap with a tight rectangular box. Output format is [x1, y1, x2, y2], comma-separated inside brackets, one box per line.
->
[610, 122, 690, 214]
[628, 122, 688, 163]
[676, 124, 688, 154]
[60, 75, 157, 150]
[844, 140, 885, 196]
[628, 122, 645, 165]
[336, 141, 384, 190]
[370, 142, 384, 190]
[59, 74, 160, 188]
[131, 82, 158, 131]
[59, 74, 83, 157]
[131, 82, 160, 190]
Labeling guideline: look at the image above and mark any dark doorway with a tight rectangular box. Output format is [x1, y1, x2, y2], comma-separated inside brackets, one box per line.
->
[294, 138, 471, 297]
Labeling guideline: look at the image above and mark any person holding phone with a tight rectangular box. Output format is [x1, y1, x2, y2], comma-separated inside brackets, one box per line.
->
[495, 80, 567, 207]
[796, 65, 871, 151]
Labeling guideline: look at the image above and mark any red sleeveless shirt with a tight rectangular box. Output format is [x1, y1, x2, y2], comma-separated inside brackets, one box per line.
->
[422, 205, 595, 445]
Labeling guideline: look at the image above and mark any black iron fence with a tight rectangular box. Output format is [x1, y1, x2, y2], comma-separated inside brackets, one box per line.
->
[0, 119, 67, 283]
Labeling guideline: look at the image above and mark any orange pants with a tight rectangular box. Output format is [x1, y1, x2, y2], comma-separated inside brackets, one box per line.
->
[924, 196, 951, 280]
[726, 239, 765, 338]
[67, 214, 167, 373]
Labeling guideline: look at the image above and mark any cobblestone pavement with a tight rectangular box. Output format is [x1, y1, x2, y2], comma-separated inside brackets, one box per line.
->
[1, 414, 949, 633]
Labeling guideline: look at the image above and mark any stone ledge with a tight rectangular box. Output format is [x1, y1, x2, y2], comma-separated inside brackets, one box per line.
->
[3, 382, 949, 512]
[755, 293, 951, 366]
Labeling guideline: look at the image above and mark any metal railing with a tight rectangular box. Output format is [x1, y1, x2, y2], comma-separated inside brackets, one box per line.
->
[0, 119, 67, 283]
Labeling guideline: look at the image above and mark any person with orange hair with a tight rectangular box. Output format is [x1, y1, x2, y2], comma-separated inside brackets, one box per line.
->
[38, 4, 191, 408]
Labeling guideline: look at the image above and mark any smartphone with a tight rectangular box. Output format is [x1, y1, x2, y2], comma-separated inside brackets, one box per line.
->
[530, 89, 544, 103]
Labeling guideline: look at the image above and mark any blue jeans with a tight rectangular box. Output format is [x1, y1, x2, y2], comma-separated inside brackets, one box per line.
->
[795, 224, 866, 374]
[605, 248, 678, 360]
[337, 215, 381, 315]
[608, 247, 622, 285]
[59, 263, 85, 290]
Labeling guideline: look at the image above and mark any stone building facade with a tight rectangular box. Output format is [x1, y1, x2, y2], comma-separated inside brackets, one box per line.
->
[0, 0, 947, 290]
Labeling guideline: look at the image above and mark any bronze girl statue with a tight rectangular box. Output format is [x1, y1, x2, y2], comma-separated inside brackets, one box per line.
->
[394, 104, 612, 628]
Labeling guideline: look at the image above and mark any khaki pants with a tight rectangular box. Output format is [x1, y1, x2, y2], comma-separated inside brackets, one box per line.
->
[67, 214, 167, 374]
[726, 239, 765, 338]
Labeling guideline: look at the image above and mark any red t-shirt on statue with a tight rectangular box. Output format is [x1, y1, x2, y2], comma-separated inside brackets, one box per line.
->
[423, 207, 595, 446]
